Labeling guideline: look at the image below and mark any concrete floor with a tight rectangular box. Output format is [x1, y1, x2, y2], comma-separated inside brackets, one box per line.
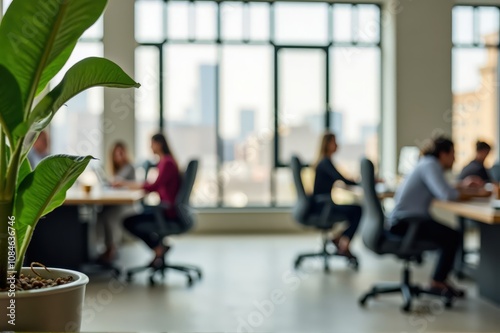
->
[81, 234, 500, 332]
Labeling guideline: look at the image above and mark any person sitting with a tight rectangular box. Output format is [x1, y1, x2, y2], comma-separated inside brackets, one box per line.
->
[312, 132, 362, 259]
[389, 136, 485, 298]
[97, 141, 136, 264]
[116, 133, 181, 268]
[28, 130, 49, 168]
[458, 140, 492, 184]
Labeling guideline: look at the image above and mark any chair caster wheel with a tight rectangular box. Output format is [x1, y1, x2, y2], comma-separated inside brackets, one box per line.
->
[348, 258, 359, 270]
[444, 298, 453, 309]
[126, 273, 133, 282]
[359, 296, 368, 307]
[187, 276, 193, 287]
[149, 275, 156, 286]
[294, 258, 302, 269]
[401, 303, 411, 313]
[197, 271, 202, 279]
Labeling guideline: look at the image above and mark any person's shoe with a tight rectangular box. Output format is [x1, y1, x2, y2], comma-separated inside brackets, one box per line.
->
[96, 247, 117, 265]
[430, 281, 466, 298]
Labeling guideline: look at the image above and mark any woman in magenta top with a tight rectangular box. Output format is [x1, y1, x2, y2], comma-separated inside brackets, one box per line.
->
[118, 133, 181, 267]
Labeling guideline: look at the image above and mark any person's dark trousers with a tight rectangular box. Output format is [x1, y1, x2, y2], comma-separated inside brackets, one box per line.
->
[123, 211, 162, 249]
[390, 218, 460, 282]
[330, 204, 362, 240]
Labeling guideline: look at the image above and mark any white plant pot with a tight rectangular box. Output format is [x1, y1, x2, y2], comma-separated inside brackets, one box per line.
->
[0, 267, 89, 332]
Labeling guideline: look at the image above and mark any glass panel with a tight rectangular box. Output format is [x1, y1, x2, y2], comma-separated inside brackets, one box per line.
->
[221, 2, 243, 40]
[275, 168, 296, 206]
[164, 44, 218, 207]
[331, 47, 380, 175]
[2, 0, 12, 14]
[333, 4, 352, 43]
[135, 0, 164, 43]
[82, 16, 103, 40]
[278, 49, 326, 165]
[195, 1, 217, 40]
[168, 1, 189, 40]
[453, 6, 474, 45]
[135, 46, 160, 166]
[479, 7, 499, 45]
[220, 45, 272, 207]
[249, 2, 269, 41]
[452, 48, 498, 171]
[51, 42, 104, 160]
[275, 2, 328, 45]
[358, 5, 380, 44]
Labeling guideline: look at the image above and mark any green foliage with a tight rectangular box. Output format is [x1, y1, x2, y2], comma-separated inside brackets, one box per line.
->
[0, 0, 140, 287]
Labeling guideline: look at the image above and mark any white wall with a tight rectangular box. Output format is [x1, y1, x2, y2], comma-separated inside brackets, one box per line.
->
[103, 0, 137, 163]
[381, 0, 454, 178]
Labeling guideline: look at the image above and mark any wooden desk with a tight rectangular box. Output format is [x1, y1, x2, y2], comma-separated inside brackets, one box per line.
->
[64, 188, 145, 205]
[28, 188, 145, 275]
[433, 198, 500, 305]
[433, 198, 500, 225]
[334, 186, 394, 204]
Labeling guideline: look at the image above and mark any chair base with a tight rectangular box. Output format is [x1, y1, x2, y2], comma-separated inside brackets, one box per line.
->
[359, 263, 454, 312]
[126, 261, 202, 287]
[294, 232, 359, 272]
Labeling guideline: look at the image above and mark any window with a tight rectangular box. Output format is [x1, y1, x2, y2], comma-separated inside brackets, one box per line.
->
[135, 0, 381, 207]
[452, 6, 499, 172]
[50, 19, 104, 160]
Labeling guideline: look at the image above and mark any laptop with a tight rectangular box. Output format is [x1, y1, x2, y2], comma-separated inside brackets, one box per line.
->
[92, 164, 112, 188]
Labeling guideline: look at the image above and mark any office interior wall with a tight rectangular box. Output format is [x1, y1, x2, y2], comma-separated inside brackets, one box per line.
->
[393, 0, 454, 168]
[103, 0, 137, 166]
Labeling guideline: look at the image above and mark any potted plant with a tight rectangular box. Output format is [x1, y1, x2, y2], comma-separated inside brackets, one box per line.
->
[0, 0, 139, 331]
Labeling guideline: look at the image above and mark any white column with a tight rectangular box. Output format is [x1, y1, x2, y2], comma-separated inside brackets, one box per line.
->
[381, 0, 454, 178]
[103, 0, 137, 165]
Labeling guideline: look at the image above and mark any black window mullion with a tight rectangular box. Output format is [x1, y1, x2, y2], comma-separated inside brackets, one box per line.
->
[159, 44, 165, 130]
[216, 44, 223, 207]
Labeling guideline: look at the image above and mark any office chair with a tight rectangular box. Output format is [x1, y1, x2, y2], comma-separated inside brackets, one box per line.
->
[290, 155, 358, 272]
[358, 158, 454, 312]
[126, 160, 202, 286]
[489, 163, 500, 182]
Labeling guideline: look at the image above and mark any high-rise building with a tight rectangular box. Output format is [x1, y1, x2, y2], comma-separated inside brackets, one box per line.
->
[239, 109, 255, 141]
[198, 64, 217, 126]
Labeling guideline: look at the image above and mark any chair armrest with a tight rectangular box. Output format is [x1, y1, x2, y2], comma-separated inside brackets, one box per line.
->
[399, 218, 424, 255]
[144, 203, 172, 233]
[311, 194, 335, 224]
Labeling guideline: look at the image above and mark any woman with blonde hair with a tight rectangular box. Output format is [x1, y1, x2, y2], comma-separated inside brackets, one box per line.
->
[312, 132, 362, 259]
[98, 141, 136, 264]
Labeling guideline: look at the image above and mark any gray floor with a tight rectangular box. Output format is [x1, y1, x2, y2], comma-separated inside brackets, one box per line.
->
[82, 235, 500, 332]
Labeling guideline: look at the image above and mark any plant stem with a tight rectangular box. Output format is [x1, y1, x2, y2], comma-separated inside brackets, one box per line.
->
[0, 200, 13, 289]
[14, 225, 33, 274]
[0, 131, 6, 195]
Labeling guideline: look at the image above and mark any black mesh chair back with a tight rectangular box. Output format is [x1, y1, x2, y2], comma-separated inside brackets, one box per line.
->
[360, 158, 386, 253]
[290, 155, 311, 225]
[175, 160, 198, 231]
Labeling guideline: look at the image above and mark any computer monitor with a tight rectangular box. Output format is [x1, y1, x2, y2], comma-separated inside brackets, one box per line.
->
[398, 146, 421, 176]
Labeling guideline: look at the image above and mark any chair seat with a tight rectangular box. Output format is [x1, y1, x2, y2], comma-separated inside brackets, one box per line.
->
[376, 231, 439, 258]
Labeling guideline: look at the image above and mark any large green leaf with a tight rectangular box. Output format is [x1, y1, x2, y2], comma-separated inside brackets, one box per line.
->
[20, 57, 140, 134]
[13, 154, 92, 251]
[0, 0, 107, 105]
[0, 65, 23, 144]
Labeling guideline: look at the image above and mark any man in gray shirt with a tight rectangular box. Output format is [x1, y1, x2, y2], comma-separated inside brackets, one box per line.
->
[390, 137, 482, 298]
